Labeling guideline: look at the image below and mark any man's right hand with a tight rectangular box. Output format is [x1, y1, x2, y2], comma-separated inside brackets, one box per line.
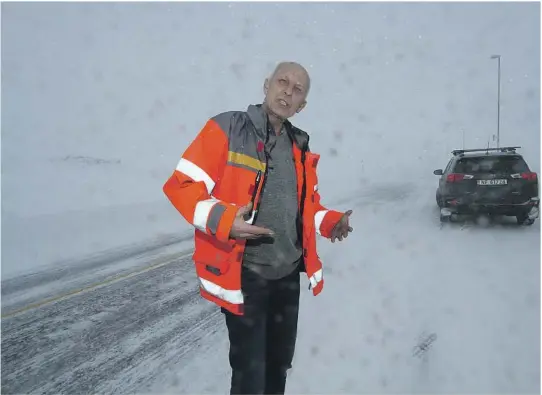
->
[229, 202, 274, 239]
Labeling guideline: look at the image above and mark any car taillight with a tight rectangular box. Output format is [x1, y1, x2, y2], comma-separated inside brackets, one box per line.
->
[446, 173, 472, 182]
[447, 173, 463, 182]
[522, 172, 538, 181]
[511, 172, 538, 181]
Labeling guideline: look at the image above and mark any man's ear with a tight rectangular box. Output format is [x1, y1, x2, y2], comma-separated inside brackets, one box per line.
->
[263, 78, 269, 95]
[296, 100, 307, 113]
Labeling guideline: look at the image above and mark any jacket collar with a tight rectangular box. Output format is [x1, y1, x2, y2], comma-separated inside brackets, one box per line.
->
[246, 104, 310, 152]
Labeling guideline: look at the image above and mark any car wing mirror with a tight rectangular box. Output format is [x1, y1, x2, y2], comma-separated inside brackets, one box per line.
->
[433, 169, 443, 176]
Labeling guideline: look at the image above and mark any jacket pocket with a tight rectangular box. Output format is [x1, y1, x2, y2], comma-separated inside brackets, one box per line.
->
[193, 233, 235, 275]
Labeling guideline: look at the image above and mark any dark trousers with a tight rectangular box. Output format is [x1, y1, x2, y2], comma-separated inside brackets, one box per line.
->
[222, 265, 301, 395]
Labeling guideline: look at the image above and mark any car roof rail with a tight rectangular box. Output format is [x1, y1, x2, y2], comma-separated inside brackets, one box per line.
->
[451, 146, 521, 156]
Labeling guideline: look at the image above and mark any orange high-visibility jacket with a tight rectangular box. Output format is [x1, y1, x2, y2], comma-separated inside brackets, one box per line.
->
[163, 104, 344, 315]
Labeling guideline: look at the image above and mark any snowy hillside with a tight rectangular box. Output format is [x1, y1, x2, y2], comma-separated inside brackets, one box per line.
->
[2, 2, 539, 394]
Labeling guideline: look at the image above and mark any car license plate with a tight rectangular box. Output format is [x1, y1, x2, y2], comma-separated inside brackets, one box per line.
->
[477, 179, 507, 186]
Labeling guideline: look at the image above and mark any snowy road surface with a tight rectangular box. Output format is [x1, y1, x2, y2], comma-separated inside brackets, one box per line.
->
[1, 245, 224, 394]
[2, 183, 539, 394]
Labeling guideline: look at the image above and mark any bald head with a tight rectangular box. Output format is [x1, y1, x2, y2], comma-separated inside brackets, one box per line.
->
[269, 61, 311, 93]
[263, 61, 311, 120]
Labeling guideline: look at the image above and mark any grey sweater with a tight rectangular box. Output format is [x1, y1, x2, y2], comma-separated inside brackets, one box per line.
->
[242, 126, 303, 279]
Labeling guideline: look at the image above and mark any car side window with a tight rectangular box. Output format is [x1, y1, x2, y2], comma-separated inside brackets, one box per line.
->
[444, 159, 454, 174]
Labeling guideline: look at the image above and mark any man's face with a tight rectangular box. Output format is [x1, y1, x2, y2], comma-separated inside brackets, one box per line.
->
[263, 64, 309, 120]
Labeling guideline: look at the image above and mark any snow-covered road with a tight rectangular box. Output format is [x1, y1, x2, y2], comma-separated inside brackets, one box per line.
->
[2, 182, 539, 394]
[1, 243, 220, 394]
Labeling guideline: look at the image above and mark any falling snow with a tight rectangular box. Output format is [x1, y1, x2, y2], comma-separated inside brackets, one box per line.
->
[1, 2, 539, 395]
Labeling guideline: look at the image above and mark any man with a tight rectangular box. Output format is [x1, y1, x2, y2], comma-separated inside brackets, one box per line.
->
[163, 61, 353, 394]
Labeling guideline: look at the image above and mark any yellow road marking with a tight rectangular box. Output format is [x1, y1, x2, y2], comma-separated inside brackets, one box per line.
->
[2, 250, 193, 319]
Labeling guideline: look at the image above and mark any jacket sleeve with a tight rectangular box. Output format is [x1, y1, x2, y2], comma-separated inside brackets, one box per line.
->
[163, 118, 238, 243]
[313, 186, 345, 239]
[309, 157, 345, 238]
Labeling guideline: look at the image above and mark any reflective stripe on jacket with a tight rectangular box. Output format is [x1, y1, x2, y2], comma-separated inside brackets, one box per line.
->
[163, 104, 344, 315]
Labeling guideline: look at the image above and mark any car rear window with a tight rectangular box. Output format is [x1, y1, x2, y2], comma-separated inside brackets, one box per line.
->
[454, 155, 529, 174]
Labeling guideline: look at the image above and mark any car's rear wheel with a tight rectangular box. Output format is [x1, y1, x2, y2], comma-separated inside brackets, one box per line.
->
[440, 212, 457, 223]
[436, 193, 444, 208]
[516, 213, 535, 226]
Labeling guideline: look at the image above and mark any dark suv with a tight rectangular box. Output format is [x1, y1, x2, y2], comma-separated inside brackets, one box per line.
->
[434, 146, 539, 225]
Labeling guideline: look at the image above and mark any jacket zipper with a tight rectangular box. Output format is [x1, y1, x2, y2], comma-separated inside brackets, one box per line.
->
[251, 170, 262, 203]
[252, 151, 270, 223]
[299, 149, 307, 218]
[298, 149, 312, 289]
[243, 169, 263, 224]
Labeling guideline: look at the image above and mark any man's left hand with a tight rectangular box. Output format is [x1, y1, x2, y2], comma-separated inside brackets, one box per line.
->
[331, 209, 353, 243]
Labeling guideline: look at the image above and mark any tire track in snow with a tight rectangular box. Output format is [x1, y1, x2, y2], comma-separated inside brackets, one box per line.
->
[1, 253, 219, 394]
[95, 305, 222, 394]
[2, 234, 193, 314]
[2, 233, 192, 296]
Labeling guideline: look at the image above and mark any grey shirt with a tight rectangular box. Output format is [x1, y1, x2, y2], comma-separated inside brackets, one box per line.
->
[242, 126, 303, 279]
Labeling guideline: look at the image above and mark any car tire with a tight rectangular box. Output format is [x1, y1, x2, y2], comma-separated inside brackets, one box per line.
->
[436, 193, 443, 208]
[523, 218, 535, 226]
[516, 214, 534, 226]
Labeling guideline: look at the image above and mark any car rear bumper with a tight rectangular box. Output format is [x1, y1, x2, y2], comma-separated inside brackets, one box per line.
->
[442, 196, 539, 217]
